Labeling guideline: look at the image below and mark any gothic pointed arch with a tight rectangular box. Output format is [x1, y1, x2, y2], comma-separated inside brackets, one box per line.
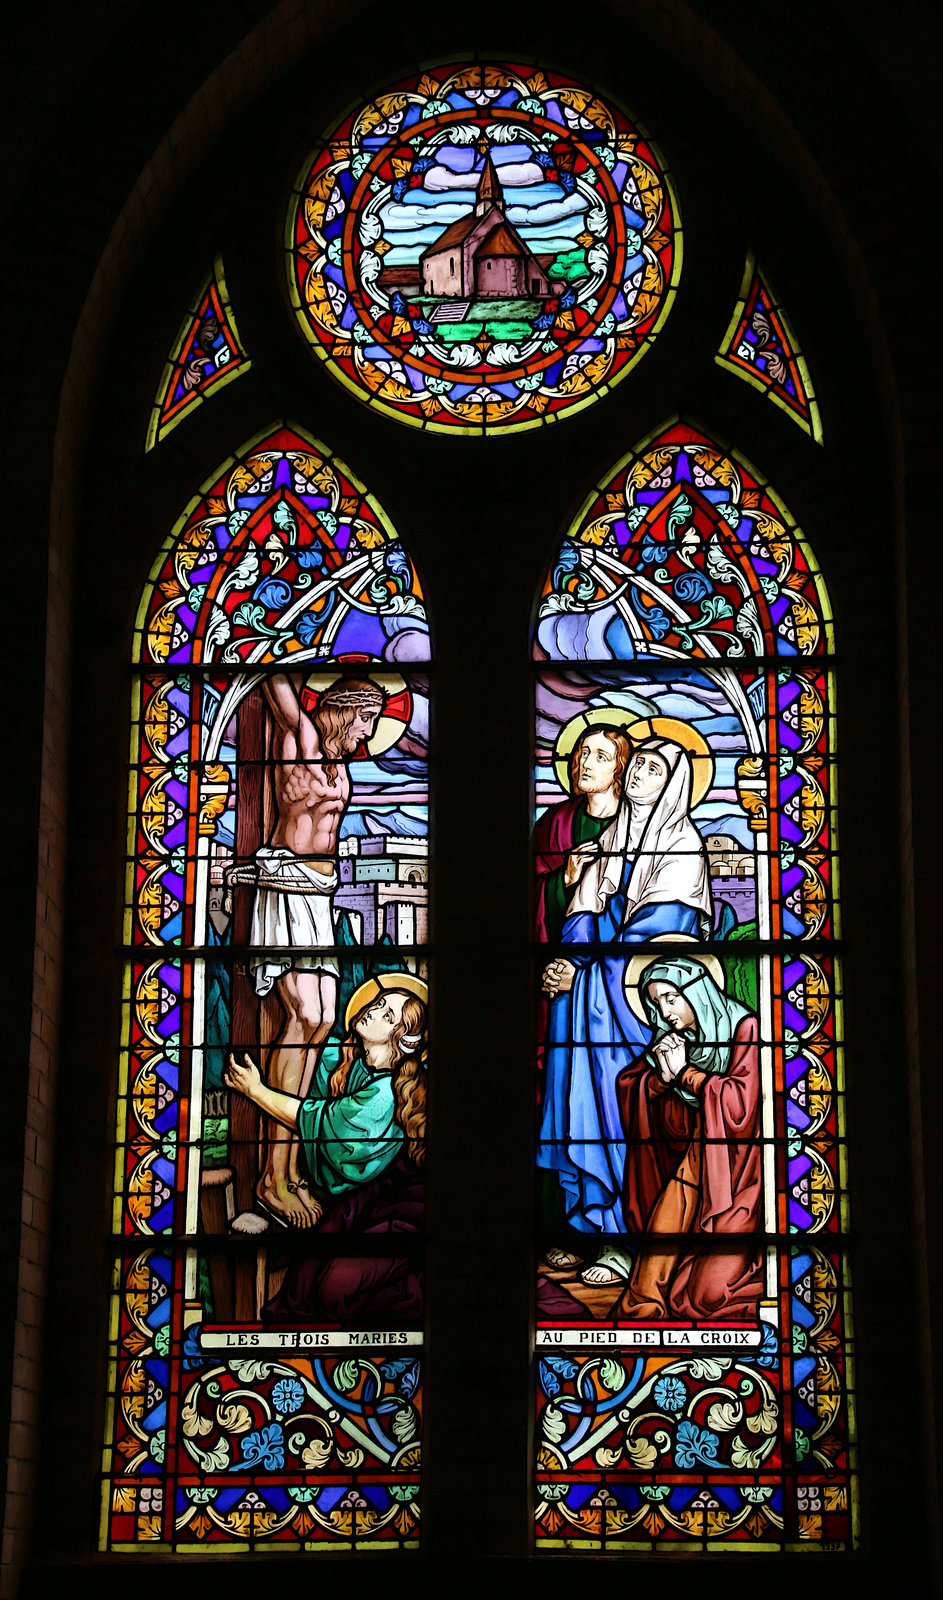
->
[106, 423, 430, 1551]
[716, 254, 822, 442]
[532, 420, 849, 1550]
[5, 2, 939, 1585]
[145, 258, 251, 451]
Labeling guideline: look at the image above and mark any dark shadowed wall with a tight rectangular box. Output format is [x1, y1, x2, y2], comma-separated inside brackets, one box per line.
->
[1, 1, 940, 1591]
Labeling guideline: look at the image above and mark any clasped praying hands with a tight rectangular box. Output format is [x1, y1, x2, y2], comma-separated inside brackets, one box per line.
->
[652, 1033, 687, 1084]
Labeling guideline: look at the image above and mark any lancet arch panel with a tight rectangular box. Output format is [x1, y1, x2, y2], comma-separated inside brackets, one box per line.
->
[531, 421, 851, 1553]
[105, 425, 431, 1554]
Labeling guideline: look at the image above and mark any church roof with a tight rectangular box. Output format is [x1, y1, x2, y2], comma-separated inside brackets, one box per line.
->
[420, 209, 486, 259]
[420, 152, 510, 260]
[421, 172, 546, 270]
[476, 222, 526, 258]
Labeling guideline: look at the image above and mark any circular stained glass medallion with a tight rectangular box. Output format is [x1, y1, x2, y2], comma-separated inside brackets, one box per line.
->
[287, 63, 680, 435]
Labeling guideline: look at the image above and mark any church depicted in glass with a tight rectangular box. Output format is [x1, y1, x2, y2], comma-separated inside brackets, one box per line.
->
[102, 59, 854, 1561]
[287, 61, 680, 433]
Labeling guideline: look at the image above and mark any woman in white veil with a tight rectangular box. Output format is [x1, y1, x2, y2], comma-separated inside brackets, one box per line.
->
[537, 736, 712, 1262]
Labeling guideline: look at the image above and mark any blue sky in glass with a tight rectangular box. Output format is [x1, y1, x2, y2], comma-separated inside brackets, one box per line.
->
[379, 142, 598, 262]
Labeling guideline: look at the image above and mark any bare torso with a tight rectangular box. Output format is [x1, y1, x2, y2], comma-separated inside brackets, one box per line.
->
[269, 721, 349, 858]
[250, 674, 382, 1225]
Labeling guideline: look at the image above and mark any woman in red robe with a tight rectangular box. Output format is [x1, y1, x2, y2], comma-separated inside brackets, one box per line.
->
[615, 955, 763, 1321]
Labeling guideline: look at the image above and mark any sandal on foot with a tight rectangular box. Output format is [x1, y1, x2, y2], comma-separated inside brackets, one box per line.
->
[545, 1247, 583, 1269]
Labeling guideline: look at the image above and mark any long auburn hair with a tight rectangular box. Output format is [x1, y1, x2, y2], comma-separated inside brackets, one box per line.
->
[329, 992, 427, 1165]
[314, 678, 383, 782]
[570, 728, 632, 798]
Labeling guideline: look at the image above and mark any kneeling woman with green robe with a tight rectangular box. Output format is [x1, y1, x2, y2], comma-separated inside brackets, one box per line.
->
[225, 972, 427, 1325]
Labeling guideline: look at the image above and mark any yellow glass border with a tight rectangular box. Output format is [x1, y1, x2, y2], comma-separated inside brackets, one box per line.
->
[716, 251, 823, 445]
[532, 479, 850, 1548]
[283, 61, 683, 437]
[145, 256, 251, 453]
[551, 415, 835, 656]
[131, 419, 403, 665]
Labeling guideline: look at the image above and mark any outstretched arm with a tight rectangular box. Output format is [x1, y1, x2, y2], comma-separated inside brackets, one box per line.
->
[261, 675, 319, 758]
[225, 1054, 302, 1132]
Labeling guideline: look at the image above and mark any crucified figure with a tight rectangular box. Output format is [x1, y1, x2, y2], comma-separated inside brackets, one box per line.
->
[245, 672, 383, 1226]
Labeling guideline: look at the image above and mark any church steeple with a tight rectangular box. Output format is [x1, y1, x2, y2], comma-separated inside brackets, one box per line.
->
[475, 151, 503, 216]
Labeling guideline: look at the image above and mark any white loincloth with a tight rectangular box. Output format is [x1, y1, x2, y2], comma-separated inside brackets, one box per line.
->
[248, 846, 339, 995]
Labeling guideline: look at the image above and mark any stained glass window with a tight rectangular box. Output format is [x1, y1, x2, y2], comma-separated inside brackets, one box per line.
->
[146, 258, 251, 451]
[716, 254, 822, 442]
[104, 425, 430, 1552]
[532, 421, 853, 1551]
[286, 62, 680, 434]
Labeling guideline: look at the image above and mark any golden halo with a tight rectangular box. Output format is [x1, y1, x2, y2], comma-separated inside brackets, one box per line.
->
[553, 711, 714, 805]
[302, 666, 410, 757]
[553, 707, 650, 794]
[624, 945, 726, 1023]
[625, 716, 714, 807]
[345, 971, 429, 1032]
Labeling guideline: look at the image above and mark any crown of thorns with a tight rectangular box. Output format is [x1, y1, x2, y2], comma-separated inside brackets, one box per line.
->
[318, 684, 384, 707]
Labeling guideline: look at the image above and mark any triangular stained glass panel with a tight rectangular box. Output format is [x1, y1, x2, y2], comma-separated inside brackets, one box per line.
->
[145, 257, 250, 450]
[716, 253, 822, 442]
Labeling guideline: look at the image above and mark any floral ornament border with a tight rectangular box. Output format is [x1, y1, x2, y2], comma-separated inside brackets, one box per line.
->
[286, 61, 681, 435]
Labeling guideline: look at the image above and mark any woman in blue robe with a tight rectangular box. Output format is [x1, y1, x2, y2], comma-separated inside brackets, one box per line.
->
[536, 737, 712, 1244]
